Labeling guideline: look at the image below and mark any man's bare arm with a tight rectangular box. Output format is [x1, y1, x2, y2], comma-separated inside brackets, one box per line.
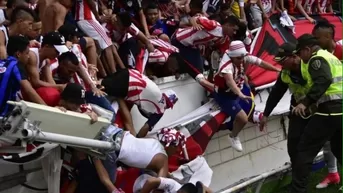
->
[20, 79, 46, 105]
[27, 51, 64, 90]
[40, 63, 56, 84]
[0, 31, 7, 59]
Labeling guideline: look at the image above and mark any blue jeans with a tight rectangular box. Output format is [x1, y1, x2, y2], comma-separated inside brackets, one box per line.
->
[85, 91, 114, 112]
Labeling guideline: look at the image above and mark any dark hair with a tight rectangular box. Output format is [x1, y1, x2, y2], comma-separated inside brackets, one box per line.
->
[209, 14, 222, 23]
[58, 51, 79, 66]
[144, 2, 159, 12]
[221, 15, 240, 26]
[178, 183, 198, 193]
[7, 35, 30, 57]
[33, 7, 40, 22]
[233, 22, 247, 41]
[117, 11, 132, 27]
[6, 0, 24, 8]
[10, 5, 36, 24]
[189, 0, 203, 11]
[312, 19, 335, 38]
[220, 2, 231, 11]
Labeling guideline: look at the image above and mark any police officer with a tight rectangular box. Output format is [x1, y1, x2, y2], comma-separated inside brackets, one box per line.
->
[290, 34, 342, 193]
[259, 42, 311, 181]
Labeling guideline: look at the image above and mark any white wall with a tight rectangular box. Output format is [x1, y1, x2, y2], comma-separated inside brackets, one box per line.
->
[204, 116, 290, 192]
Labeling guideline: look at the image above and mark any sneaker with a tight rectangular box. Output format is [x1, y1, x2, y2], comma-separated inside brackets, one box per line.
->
[228, 135, 243, 152]
[252, 111, 263, 124]
[316, 172, 340, 189]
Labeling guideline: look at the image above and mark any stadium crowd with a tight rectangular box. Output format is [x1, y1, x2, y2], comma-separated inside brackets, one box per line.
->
[0, 0, 341, 192]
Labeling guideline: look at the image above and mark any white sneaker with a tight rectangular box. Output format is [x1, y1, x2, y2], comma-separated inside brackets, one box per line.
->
[228, 135, 243, 152]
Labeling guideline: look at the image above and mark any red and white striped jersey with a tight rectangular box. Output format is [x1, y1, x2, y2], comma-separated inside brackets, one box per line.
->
[297, 0, 315, 13]
[214, 53, 262, 92]
[175, 16, 223, 47]
[75, 0, 96, 21]
[316, 0, 332, 12]
[50, 46, 92, 90]
[148, 38, 179, 64]
[126, 69, 165, 114]
[103, 22, 140, 43]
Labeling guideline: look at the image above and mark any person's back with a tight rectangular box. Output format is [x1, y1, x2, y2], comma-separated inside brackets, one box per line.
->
[0, 57, 23, 116]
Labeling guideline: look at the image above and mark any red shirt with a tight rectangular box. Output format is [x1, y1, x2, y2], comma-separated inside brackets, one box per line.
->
[333, 42, 343, 60]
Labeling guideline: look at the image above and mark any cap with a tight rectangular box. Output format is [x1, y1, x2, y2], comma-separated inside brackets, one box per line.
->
[58, 23, 82, 40]
[227, 40, 248, 58]
[296, 34, 319, 52]
[163, 89, 178, 109]
[60, 83, 86, 105]
[274, 42, 296, 62]
[157, 128, 186, 148]
[41, 32, 70, 54]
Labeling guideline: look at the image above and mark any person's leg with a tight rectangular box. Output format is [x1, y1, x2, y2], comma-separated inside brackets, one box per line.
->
[171, 39, 213, 92]
[287, 115, 309, 168]
[250, 4, 263, 28]
[214, 93, 246, 151]
[291, 115, 336, 193]
[316, 141, 340, 189]
[77, 20, 117, 73]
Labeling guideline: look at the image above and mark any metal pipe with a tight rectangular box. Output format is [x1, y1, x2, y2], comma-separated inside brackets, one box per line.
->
[220, 151, 324, 193]
[220, 163, 291, 193]
[21, 129, 114, 150]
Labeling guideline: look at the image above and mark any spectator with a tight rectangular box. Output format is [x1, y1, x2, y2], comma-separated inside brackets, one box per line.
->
[279, 0, 315, 23]
[41, 0, 73, 34]
[230, 0, 247, 22]
[75, 0, 121, 74]
[105, 11, 154, 70]
[0, 0, 29, 26]
[312, 19, 341, 190]
[100, 68, 178, 137]
[134, 174, 211, 193]
[51, 52, 114, 112]
[56, 84, 119, 193]
[315, 0, 333, 13]
[144, 3, 179, 40]
[171, 13, 240, 92]
[57, 82, 172, 178]
[213, 41, 280, 151]
[0, 5, 36, 59]
[58, 23, 106, 78]
[0, 35, 45, 117]
[312, 20, 342, 60]
[26, 13, 41, 41]
[26, 31, 68, 92]
[250, 0, 273, 28]
[107, 0, 151, 38]
[202, 0, 223, 16]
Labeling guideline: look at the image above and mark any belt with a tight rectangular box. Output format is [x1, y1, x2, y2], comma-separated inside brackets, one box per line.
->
[112, 130, 124, 157]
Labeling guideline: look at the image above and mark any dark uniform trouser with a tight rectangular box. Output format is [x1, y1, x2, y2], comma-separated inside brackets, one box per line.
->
[287, 115, 310, 168]
[290, 114, 342, 193]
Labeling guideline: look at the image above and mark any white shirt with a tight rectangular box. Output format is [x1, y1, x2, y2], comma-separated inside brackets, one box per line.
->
[133, 174, 182, 193]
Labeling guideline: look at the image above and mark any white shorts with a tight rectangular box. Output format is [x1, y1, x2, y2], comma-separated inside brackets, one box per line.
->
[77, 20, 112, 50]
[118, 132, 166, 169]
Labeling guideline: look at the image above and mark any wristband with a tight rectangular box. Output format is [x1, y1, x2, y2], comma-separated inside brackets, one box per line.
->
[239, 2, 244, 7]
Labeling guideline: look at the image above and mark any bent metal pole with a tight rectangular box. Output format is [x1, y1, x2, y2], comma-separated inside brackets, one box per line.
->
[21, 128, 114, 150]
